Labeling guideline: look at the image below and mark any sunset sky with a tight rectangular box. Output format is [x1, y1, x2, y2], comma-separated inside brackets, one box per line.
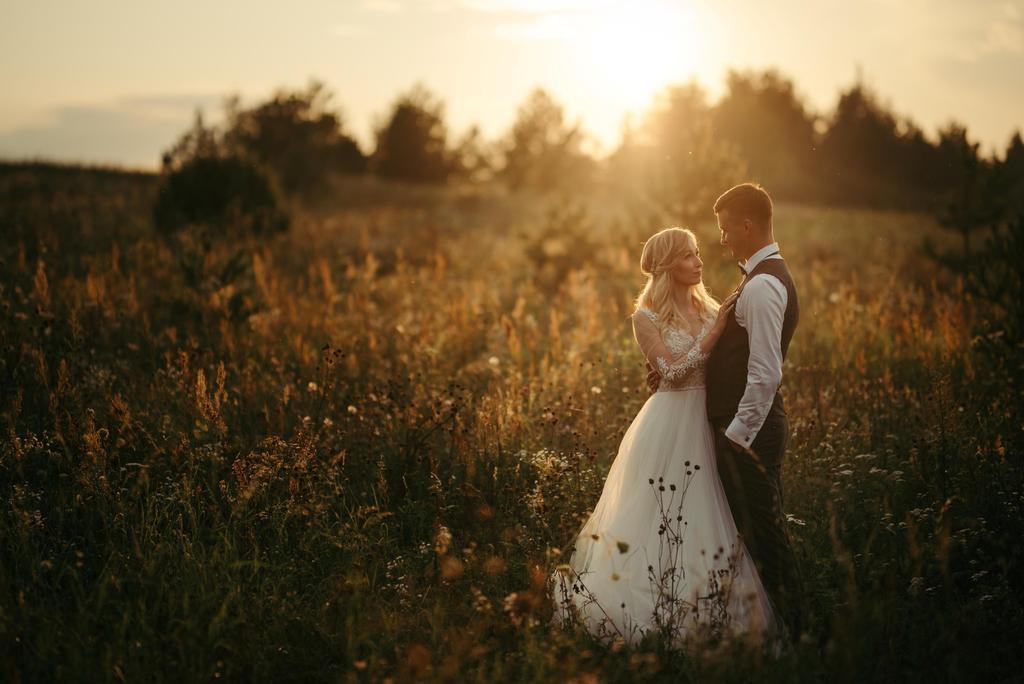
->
[1, 0, 1022, 170]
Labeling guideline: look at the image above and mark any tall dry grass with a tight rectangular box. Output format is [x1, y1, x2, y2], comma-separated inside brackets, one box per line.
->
[1, 167, 1020, 682]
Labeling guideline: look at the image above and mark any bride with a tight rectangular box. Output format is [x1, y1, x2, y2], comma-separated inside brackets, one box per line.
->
[549, 227, 780, 649]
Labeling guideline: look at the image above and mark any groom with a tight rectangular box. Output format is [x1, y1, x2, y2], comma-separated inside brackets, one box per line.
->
[648, 182, 804, 639]
[706, 182, 803, 640]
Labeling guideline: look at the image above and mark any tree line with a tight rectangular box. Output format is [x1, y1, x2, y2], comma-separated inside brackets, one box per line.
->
[155, 71, 1023, 227]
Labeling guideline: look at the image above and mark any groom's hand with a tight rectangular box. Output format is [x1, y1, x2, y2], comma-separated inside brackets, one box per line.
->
[644, 361, 660, 393]
[717, 425, 746, 454]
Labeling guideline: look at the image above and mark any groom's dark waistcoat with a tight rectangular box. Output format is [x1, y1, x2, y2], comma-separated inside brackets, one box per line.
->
[706, 256, 799, 422]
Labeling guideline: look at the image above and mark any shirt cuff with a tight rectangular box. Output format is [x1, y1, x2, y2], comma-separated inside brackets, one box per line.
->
[725, 418, 756, 449]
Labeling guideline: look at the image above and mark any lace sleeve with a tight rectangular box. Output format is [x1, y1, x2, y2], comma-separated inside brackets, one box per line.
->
[631, 310, 709, 388]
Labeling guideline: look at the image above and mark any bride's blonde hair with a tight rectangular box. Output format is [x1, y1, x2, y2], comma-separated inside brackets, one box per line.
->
[634, 227, 719, 329]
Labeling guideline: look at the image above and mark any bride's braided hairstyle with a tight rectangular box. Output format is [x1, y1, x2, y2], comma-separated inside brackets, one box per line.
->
[634, 227, 720, 332]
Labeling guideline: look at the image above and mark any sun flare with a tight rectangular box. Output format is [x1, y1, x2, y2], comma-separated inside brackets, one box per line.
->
[573, 1, 709, 112]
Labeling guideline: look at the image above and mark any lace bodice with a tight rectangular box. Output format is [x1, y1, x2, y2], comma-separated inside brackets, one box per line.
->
[632, 307, 713, 391]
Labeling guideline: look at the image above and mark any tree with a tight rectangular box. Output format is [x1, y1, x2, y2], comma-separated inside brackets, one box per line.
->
[371, 84, 452, 184]
[222, 80, 366, 200]
[155, 110, 287, 239]
[821, 83, 899, 169]
[933, 123, 1000, 267]
[610, 81, 745, 225]
[993, 131, 1024, 219]
[154, 110, 288, 327]
[818, 81, 918, 206]
[498, 88, 594, 193]
[449, 125, 496, 184]
[161, 109, 221, 172]
[711, 69, 818, 200]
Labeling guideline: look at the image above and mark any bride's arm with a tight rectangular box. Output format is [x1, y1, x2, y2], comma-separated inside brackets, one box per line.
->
[632, 312, 706, 386]
[634, 295, 738, 388]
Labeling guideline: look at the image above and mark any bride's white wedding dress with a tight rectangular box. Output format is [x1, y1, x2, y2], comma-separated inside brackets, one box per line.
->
[549, 306, 780, 648]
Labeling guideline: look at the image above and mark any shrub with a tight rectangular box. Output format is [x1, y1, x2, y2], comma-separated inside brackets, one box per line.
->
[153, 152, 288, 238]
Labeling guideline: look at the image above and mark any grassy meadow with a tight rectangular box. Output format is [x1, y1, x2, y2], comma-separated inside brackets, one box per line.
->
[1, 164, 1022, 682]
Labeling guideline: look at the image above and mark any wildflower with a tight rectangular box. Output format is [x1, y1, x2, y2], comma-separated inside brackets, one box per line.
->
[347, 405, 358, 414]
[435, 525, 452, 555]
[323, 417, 333, 427]
[590, 386, 602, 394]
[470, 586, 493, 613]
[488, 356, 500, 366]
[307, 381, 319, 392]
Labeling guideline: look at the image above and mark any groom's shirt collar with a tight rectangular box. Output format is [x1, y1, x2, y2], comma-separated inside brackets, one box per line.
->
[739, 242, 781, 275]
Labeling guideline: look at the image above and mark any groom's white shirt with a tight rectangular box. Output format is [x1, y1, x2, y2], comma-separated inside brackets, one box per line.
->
[725, 242, 788, 449]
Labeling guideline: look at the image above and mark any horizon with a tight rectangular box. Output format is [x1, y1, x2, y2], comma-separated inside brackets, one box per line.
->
[2, 0, 1022, 171]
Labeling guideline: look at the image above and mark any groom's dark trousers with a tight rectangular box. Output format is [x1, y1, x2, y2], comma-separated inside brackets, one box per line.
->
[712, 409, 803, 638]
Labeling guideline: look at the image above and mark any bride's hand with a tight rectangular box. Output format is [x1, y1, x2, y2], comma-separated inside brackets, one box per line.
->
[699, 293, 738, 354]
[645, 361, 660, 393]
[711, 292, 739, 335]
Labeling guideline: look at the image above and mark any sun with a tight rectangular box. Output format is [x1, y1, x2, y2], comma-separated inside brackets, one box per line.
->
[572, 1, 709, 111]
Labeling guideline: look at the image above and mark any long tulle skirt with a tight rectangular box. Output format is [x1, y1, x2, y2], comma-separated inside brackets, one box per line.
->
[549, 387, 780, 648]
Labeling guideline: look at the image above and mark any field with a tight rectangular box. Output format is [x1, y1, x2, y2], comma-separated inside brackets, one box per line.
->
[1, 165, 1021, 682]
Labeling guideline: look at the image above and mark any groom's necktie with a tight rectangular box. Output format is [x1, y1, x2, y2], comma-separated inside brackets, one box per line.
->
[736, 251, 780, 288]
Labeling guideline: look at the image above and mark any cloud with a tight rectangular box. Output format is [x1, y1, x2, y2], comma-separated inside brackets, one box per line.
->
[980, 3, 1024, 56]
[0, 94, 224, 169]
[115, 93, 230, 121]
[492, 13, 578, 40]
[920, 0, 1024, 63]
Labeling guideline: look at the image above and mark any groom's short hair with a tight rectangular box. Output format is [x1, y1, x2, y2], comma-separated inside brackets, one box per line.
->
[714, 183, 773, 227]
